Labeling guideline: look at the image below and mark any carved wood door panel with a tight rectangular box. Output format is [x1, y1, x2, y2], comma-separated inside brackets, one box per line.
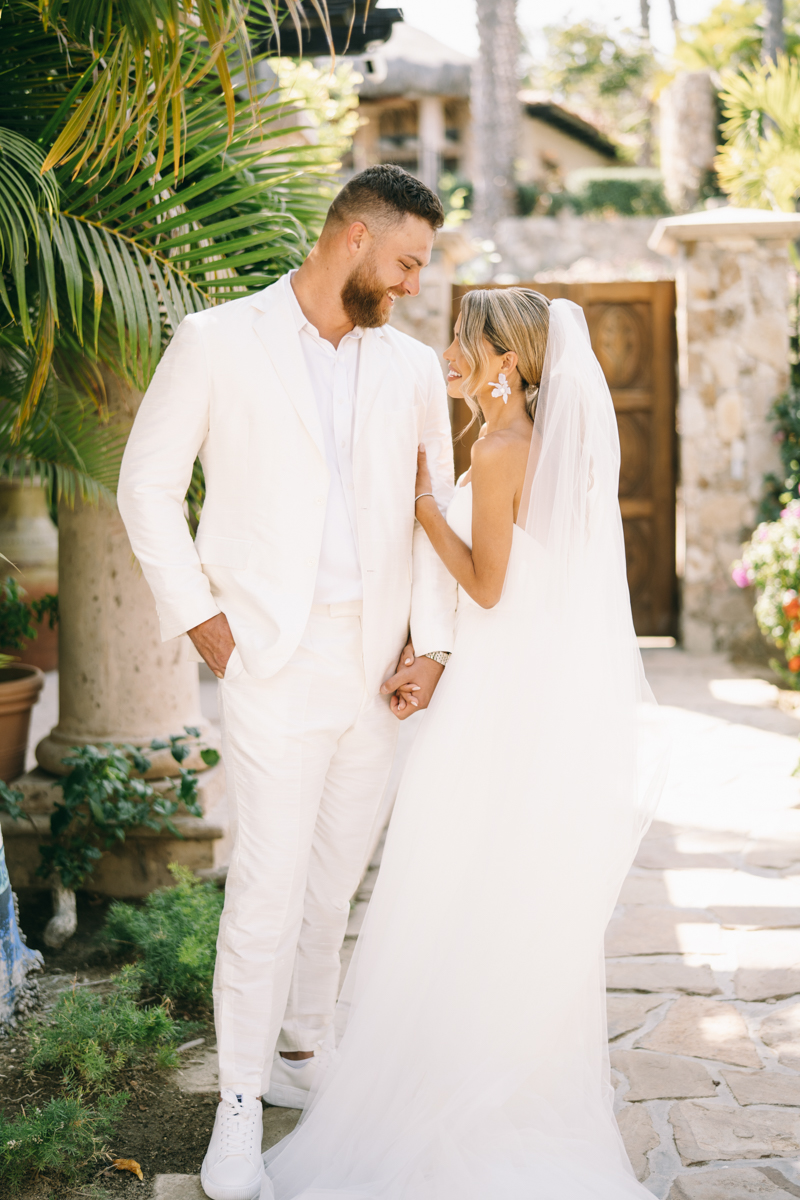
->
[450, 281, 677, 637]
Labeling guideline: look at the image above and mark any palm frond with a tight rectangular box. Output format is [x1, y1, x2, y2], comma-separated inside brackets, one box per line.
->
[0, 128, 59, 339]
[2, 51, 334, 422]
[0, 360, 125, 506]
[33, 0, 332, 180]
[717, 55, 800, 211]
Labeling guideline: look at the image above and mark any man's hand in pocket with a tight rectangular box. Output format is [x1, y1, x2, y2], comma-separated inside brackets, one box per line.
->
[188, 612, 235, 679]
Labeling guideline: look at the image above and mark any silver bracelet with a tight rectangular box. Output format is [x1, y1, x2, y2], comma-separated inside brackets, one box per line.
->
[423, 650, 450, 666]
[415, 492, 435, 503]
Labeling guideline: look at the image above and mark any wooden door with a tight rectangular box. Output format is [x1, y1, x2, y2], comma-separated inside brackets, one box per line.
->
[450, 281, 677, 637]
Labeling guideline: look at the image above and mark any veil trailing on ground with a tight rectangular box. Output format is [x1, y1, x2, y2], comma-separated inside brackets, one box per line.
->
[264, 296, 669, 1200]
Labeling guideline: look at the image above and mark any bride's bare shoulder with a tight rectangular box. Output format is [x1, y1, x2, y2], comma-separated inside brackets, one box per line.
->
[470, 427, 531, 480]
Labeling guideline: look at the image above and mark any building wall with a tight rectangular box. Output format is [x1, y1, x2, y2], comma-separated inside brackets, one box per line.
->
[517, 118, 617, 186]
[350, 100, 612, 191]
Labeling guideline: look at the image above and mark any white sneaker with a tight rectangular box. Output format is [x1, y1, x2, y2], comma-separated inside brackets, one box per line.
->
[262, 1054, 316, 1108]
[201, 1088, 265, 1200]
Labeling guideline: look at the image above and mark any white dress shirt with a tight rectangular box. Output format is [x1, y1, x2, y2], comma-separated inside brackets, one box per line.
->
[284, 272, 363, 605]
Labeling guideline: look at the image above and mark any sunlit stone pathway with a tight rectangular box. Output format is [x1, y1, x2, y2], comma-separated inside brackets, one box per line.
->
[155, 649, 800, 1199]
[612, 649, 800, 1198]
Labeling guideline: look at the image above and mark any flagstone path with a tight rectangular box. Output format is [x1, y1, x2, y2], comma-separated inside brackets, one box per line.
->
[155, 649, 800, 1199]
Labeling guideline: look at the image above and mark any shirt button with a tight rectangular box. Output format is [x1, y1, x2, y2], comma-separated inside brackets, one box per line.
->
[315, 497, 323, 506]
[307, 557, 315, 566]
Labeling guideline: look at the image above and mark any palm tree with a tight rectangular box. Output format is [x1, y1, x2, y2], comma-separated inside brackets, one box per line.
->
[472, 0, 521, 232]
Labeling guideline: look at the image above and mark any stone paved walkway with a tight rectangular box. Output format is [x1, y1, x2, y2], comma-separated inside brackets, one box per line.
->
[151, 649, 800, 1199]
[611, 649, 800, 1198]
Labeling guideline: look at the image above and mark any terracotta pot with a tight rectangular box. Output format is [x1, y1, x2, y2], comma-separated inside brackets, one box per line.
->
[0, 664, 45, 782]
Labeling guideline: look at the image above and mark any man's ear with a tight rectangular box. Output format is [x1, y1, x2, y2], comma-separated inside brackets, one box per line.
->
[346, 221, 369, 256]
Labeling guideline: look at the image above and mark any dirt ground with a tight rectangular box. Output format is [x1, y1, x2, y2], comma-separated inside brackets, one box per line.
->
[3, 890, 219, 1199]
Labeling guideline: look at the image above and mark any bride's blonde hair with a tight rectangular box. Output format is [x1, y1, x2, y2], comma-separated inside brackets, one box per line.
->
[457, 288, 550, 431]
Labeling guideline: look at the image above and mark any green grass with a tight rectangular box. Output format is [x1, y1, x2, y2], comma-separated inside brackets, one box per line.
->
[25, 965, 182, 1089]
[0, 1093, 126, 1187]
[104, 863, 224, 1010]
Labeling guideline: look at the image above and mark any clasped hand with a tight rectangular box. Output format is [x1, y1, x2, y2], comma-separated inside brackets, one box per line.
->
[381, 641, 444, 721]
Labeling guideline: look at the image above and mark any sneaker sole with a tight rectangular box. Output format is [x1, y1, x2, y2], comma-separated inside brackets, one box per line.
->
[200, 1160, 264, 1200]
[262, 1080, 309, 1109]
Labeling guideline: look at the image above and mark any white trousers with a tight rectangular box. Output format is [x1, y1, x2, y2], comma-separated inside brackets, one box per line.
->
[214, 603, 399, 1095]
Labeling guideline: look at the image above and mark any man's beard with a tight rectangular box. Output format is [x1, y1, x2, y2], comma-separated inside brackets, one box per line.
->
[340, 259, 395, 328]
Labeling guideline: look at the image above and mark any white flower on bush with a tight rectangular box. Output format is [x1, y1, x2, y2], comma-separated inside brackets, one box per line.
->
[733, 500, 800, 683]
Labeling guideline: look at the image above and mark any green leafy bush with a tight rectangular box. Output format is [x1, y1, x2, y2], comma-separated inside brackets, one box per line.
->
[0, 733, 216, 892]
[565, 168, 672, 216]
[0, 1092, 126, 1186]
[760, 388, 800, 521]
[105, 864, 224, 1010]
[26, 965, 181, 1089]
[517, 169, 671, 218]
[0, 577, 58, 656]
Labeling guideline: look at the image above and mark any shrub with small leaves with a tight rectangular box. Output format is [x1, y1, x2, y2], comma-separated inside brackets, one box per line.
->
[0, 577, 58, 657]
[0, 1092, 126, 1186]
[0, 730, 215, 892]
[760, 388, 800, 522]
[25, 965, 182, 1089]
[105, 864, 224, 1010]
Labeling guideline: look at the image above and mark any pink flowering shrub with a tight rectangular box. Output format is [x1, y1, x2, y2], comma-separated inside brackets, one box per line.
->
[732, 500, 800, 688]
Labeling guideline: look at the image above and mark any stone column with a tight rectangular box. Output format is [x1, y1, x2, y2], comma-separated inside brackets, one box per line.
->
[418, 96, 445, 193]
[650, 207, 800, 655]
[35, 495, 212, 776]
[659, 72, 717, 214]
[35, 371, 216, 776]
[2, 371, 229, 902]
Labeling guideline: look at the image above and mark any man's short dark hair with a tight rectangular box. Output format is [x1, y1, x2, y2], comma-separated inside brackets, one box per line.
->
[327, 165, 445, 233]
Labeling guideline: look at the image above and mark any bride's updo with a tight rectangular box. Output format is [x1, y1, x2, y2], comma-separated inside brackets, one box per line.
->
[457, 288, 550, 428]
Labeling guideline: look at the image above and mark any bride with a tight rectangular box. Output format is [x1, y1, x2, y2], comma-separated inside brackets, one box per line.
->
[262, 289, 666, 1199]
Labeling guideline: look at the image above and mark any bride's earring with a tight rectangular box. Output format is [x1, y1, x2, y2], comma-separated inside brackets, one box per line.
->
[490, 372, 511, 404]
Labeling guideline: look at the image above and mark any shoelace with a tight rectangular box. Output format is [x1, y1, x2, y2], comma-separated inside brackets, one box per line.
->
[218, 1089, 257, 1157]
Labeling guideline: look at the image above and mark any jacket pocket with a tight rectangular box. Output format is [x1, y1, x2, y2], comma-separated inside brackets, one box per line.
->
[194, 535, 253, 570]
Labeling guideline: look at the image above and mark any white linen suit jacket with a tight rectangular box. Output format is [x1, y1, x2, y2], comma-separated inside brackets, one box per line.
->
[117, 276, 458, 695]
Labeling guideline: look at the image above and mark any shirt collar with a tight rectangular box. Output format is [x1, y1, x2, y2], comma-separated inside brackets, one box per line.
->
[284, 269, 363, 342]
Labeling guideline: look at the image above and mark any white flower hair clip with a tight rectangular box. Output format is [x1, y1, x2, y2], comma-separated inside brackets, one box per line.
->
[490, 372, 511, 404]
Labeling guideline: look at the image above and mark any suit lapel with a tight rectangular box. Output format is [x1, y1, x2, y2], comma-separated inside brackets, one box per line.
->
[355, 327, 392, 445]
[251, 283, 325, 460]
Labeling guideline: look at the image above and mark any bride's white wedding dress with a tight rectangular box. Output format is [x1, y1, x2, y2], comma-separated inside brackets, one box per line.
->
[263, 300, 667, 1199]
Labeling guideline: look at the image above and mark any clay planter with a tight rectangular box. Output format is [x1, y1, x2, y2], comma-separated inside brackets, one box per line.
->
[0, 664, 45, 782]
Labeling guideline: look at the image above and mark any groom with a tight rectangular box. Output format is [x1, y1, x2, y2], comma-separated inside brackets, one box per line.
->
[117, 165, 457, 1200]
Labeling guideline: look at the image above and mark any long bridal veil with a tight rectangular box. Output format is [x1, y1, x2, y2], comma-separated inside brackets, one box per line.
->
[264, 297, 669, 1200]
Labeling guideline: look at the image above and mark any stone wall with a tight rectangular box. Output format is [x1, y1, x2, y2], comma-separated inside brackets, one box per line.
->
[650, 209, 800, 656]
[489, 214, 674, 283]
